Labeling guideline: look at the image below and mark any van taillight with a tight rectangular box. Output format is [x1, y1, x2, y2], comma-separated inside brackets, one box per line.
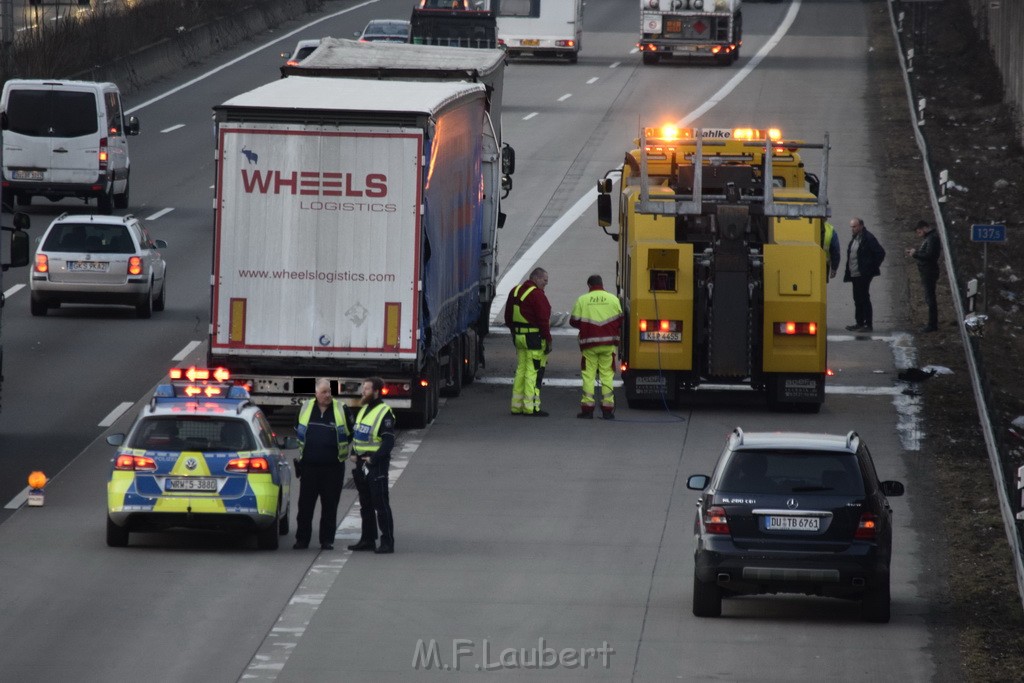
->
[704, 506, 730, 535]
[98, 137, 108, 170]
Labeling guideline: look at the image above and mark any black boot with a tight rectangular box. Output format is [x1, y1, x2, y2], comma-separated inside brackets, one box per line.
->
[347, 539, 377, 551]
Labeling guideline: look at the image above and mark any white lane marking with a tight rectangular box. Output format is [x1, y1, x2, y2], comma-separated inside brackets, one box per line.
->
[491, 0, 803, 324]
[160, 124, 185, 133]
[629, 47, 639, 54]
[123, 0, 380, 115]
[610, 61, 621, 68]
[473, 376, 898, 395]
[145, 208, 174, 221]
[4, 284, 25, 299]
[4, 487, 30, 510]
[98, 402, 134, 428]
[558, 93, 572, 102]
[242, 435, 419, 681]
[523, 112, 538, 120]
[587, 77, 599, 84]
[172, 340, 202, 362]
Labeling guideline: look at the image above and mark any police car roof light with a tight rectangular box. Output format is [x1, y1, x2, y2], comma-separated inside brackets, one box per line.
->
[227, 385, 251, 400]
[153, 384, 175, 398]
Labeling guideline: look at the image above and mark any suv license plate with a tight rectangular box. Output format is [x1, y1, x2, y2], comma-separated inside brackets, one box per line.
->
[68, 261, 109, 272]
[165, 477, 218, 492]
[766, 515, 819, 531]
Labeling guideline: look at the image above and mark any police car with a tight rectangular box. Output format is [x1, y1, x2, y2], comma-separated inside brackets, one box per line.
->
[105, 367, 297, 549]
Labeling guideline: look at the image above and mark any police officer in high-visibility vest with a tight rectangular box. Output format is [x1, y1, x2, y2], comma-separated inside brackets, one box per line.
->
[294, 378, 353, 551]
[824, 221, 840, 280]
[503, 267, 552, 416]
[569, 274, 623, 419]
[347, 377, 397, 554]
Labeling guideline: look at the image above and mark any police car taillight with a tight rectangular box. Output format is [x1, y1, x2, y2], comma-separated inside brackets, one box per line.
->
[226, 457, 269, 472]
[115, 454, 157, 471]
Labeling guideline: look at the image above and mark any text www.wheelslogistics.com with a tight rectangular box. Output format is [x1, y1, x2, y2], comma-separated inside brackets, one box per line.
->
[236, 269, 397, 283]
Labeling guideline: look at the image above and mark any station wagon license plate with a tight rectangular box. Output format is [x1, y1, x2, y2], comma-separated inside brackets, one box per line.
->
[165, 477, 218, 492]
[520, 39, 539, 46]
[67, 261, 109, 272]
[12, 169, 44, 180]
[766, 515, 819, 531]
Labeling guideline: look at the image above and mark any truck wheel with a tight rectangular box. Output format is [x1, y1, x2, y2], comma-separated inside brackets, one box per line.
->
[106, 516, 129, 547]
[692, 573, 722, 617]
[642, 52, 660, 65]
[440, 338, 463, 398]
[462, 332, 479, 385]
[567, 52, 578, 64]
[861, 573, 891, 623]
[114, 178, 130, 210]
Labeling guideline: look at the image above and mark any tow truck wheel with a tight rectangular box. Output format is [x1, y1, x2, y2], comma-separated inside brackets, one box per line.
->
[106, 516, 129, 547]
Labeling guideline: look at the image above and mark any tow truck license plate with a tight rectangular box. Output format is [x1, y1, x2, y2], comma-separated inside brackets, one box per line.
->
[641, 331, 682, 342]
[68, 261, 109, 272]
[165, 477, 218, 492]
[766, 515, 819, 531]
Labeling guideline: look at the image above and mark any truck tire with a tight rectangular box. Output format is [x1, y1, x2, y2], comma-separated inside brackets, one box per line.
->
[440, 338, 463, 398]
[642, 52, 660, 65]
[463, 331, 479, 385]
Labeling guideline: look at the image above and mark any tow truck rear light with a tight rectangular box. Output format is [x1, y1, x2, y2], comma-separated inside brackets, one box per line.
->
[115, 454, 157, 471]
[704, 506, 730, 535]
[34, 254, 48, 273]
[128, 256, 143, 276]
[854, 513, 878, 540]
[226, 457, 269, 472]
[773, 321, 817, 336]
[639, 319, 682, 341]
[98, 137, 108, 170]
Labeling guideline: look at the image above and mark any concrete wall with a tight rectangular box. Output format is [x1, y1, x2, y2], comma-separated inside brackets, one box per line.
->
[72, 0, 314, 93]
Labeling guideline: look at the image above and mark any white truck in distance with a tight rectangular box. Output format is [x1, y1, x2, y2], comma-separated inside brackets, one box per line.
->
[209, 76, 494, 428]
[496, 0, 584, 63]
[639, 0, 742, 65]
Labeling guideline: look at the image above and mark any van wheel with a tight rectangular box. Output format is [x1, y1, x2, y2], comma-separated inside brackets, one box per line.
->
[114, 178, 130, 210]
[97, 187, 114, 215]
[30, 293, 48, 317]
[136, 284, 153, 319]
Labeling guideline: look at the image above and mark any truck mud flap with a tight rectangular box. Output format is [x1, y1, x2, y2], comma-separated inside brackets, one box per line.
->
[766, 373, 825, 409]
[625, 371, 677, 402]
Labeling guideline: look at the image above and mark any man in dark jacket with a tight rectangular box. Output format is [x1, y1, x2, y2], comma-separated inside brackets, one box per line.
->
[906, 219, 941, 332]
[843, 217, 886, 332]
[504, 267, 553, 416]
[348, 377, 397, 554]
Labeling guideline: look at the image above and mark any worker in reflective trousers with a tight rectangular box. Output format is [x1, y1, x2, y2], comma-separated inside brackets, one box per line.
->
[504, 267, 552, 416]
[569, 274, 623, 419]
[348, 377, 397, 554]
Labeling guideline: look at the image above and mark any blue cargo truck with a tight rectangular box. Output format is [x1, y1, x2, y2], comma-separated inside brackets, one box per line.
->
[209, 76, 492, 427]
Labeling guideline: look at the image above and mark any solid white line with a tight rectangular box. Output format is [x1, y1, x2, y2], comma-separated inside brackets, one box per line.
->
[145, 208, 174, 221]
[123, 0, 380, 115]
[490, 1, 803, 324]
[4, 284, 25, 299]
[172, 340, 202, 362]
[558, 93, 572, 102]
[474, 376, 900, 395]
[523, 112, 538, 120]
[609, 61, 621, 68]
[586, 77, 599, 84]
[160, 124, 185, 133]
[4, 487, 29, 510]
[98, 402, 134, 428]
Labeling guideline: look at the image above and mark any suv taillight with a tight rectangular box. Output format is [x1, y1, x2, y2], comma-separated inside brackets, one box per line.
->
[704, 506, 730, 535]
[115, 454, 157, 471]
[98, 137, 108, 170]
[128, 256, 143, 275]
[226, 457, 269, 472]
[854, 513, 878, 540]
[34, 254, 48, 273]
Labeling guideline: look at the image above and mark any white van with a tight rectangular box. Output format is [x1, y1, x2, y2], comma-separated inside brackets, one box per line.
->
[0, 80, 139, 214]
[496, 0, 583, 63]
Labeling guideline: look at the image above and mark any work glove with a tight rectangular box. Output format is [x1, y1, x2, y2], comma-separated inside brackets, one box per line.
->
[544, 339, 553, 355]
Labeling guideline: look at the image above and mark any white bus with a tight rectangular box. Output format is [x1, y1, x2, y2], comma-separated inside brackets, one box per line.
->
[496, 0, 583, 63]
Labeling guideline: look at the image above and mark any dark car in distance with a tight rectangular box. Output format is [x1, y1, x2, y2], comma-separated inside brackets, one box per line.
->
[686, 428, 905, 622]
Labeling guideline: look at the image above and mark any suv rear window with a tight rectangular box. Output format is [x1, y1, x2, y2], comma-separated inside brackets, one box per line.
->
[719, 450, 865, 496]
[5, 89, 98, 138]
[130, 417, 255, 452]
[43, 223, 135, 254]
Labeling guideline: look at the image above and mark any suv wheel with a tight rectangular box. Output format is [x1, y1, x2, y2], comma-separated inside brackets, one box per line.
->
[861, 573, 891, 623]
[106, 516, 129, 547]
[692, 573, 722, 617]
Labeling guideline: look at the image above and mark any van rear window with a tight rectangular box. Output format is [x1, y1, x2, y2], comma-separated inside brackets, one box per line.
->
[5, 90, 98, 138]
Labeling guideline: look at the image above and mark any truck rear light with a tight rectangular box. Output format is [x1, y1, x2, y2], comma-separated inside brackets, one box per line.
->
[854, 513, 878, 540]
[98, 137, 108, 170]
[639, 319, 682, 341]
[115, 454, 157, 471]
[226, 457, 269, 472]
[382, 381, 412, 397]
[555, 40, 575, 48]
[773, 321, 817, 336]
[34, 254, 49, 273]
[620, 361, 629, 372]
[128, 256, 143, 275]
[704, 505, 730, 535]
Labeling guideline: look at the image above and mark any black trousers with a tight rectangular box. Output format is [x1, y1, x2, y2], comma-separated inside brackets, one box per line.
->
[921, 274, 938, 328]
[352, 463, 394, 545]
[294, 462, 344, 546]
[851, 276, 874, 327]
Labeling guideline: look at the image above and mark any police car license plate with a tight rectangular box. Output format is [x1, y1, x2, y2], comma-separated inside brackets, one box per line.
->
[766, 515, 819, 531]
[12, 169, 44, 180]
[165, 477, 218, 492]
[68, 261, 109, 272]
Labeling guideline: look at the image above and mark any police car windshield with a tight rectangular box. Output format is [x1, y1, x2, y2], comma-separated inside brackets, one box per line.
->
[131, 417, 255, 452]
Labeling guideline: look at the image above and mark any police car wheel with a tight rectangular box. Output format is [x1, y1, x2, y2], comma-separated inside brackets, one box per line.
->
[106, 516, 129, 547]
[278, 504, 290, 535]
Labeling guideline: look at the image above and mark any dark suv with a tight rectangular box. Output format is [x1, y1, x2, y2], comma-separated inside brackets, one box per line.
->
[686, 428, 905, 622]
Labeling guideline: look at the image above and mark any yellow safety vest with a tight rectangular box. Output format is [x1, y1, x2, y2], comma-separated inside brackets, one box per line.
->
[297, 399, 350, 461]
[510, 283, 539, 333]
[351, 403, 394, 454]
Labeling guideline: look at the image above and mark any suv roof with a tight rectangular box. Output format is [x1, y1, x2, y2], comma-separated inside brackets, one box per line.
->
[728, 427, 860, 453]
